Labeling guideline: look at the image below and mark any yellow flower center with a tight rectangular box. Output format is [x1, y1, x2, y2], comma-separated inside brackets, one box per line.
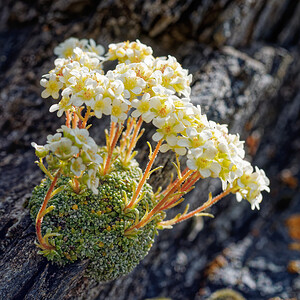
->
[74, 81, 84, 93]
[158, 106, 168, 117]
[196, 158, 209, 170]
[82, 89, 94, 100]
[139, 102, 150, 113]
[163, 125, 172, 134]
[63, 48, 73, 58]
[48, 81, 59, 92]
[112, 105, 122, 116]
[60, 97, 69, 107]
[94, 100, 105, 111]
[125, 77, 136, 91]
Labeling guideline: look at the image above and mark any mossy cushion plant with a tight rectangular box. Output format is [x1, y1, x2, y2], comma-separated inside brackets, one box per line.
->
[29, 159, 158, 281]
[30, 38, 270, 281]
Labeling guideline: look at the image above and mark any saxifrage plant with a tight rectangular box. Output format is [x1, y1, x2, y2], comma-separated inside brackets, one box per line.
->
[29, 38, 270, 281]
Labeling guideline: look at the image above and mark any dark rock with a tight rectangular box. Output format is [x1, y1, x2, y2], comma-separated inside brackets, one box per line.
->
[0, 0, 299, 299]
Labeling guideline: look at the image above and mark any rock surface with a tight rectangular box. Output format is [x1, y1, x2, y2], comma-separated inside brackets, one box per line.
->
[0, 1, 299, 299]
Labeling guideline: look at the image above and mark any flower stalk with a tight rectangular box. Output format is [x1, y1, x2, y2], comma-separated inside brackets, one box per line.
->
[124, 117, 143, 162]
[126, 139, 163, 210]
[125, 167, 194, 234]
[102, 122, 124, 175]
[35, 169, 61, 250]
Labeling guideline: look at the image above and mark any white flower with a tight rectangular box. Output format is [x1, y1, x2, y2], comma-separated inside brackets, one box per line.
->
[67, 67, 90, 99]
[46, 132, 62, 144]
[54, 37, 80, 58]
[70, 77, 99, 107]
[54, 58, 69, 69]
[149, 95, 174, 122]
[152, 114, 185, 146]
[86, 168, 99, 194]
[186, 144, 221, 178]
[46, 137, 79, 161]
[120, 69, 146, 99]
[86, 38, 105, 56]
[81, 141, 103, 165]
[107, 40, 153, 63]
[151, 85, 174, 97]
[153, 56, 192, 97]
[92, 95, 112, 119]
[40, 73, 63, 99]
[160, 143, 187, 156]
[70, 157, 86, 177]
[74, 47, 101, 70]
[149, 70, 162, 86]
[232, 164, 270, 210]
[108, 79, 124, 99]
[179, 128, 212, 149]
[131, 93, 155, 122]
[57, 60, 81, 85]
[111, 98, 128, 123]
[49, 96, 72, 117]
[59, 126, 96, 150]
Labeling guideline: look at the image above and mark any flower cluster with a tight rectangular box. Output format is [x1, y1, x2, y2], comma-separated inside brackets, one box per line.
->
[107, 40, 153, 63]
[32, 126, 102, 193]
[232, 164, 270, 210]
[33, 38, 270, 256]
[38, 37, 269, 210]
[30, 37, 272, 281]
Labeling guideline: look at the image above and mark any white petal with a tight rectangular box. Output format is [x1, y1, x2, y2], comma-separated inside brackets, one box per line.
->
[175, 147, 186, 156]
[166, 135, 177, 146]
[152, 132, 163, 142]
[41, 90, 50, 98]
[200, 169, 211, 178]
[49, 104, 59, 112]
[131, 87, 142, 94]
[132, 110, 141, 118]
[187, 160, 196, 170]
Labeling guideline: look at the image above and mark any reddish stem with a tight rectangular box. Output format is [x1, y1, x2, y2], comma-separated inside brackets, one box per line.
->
[161, 167, 190, 197]
[126, 139, 163, 209]
[81, 107, 91, 129]
[166, 188, 232, 225]
[72, 111, 80, 128]
[35, 170, 60, 250]
[124, 117, 143, 162]
[161, 171, 201, 210]
[103, 124, 122, 175]
[125, 168, 194, 233]
[120, 118, 134, 152]
[66, 110, 71, 128]
[109, 122, 116, 145]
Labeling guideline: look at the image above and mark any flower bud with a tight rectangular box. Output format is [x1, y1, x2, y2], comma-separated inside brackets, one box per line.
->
[31, 142, 49, 158]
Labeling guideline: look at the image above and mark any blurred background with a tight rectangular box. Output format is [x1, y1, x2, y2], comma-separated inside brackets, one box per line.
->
[0, 1, 299, 299]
